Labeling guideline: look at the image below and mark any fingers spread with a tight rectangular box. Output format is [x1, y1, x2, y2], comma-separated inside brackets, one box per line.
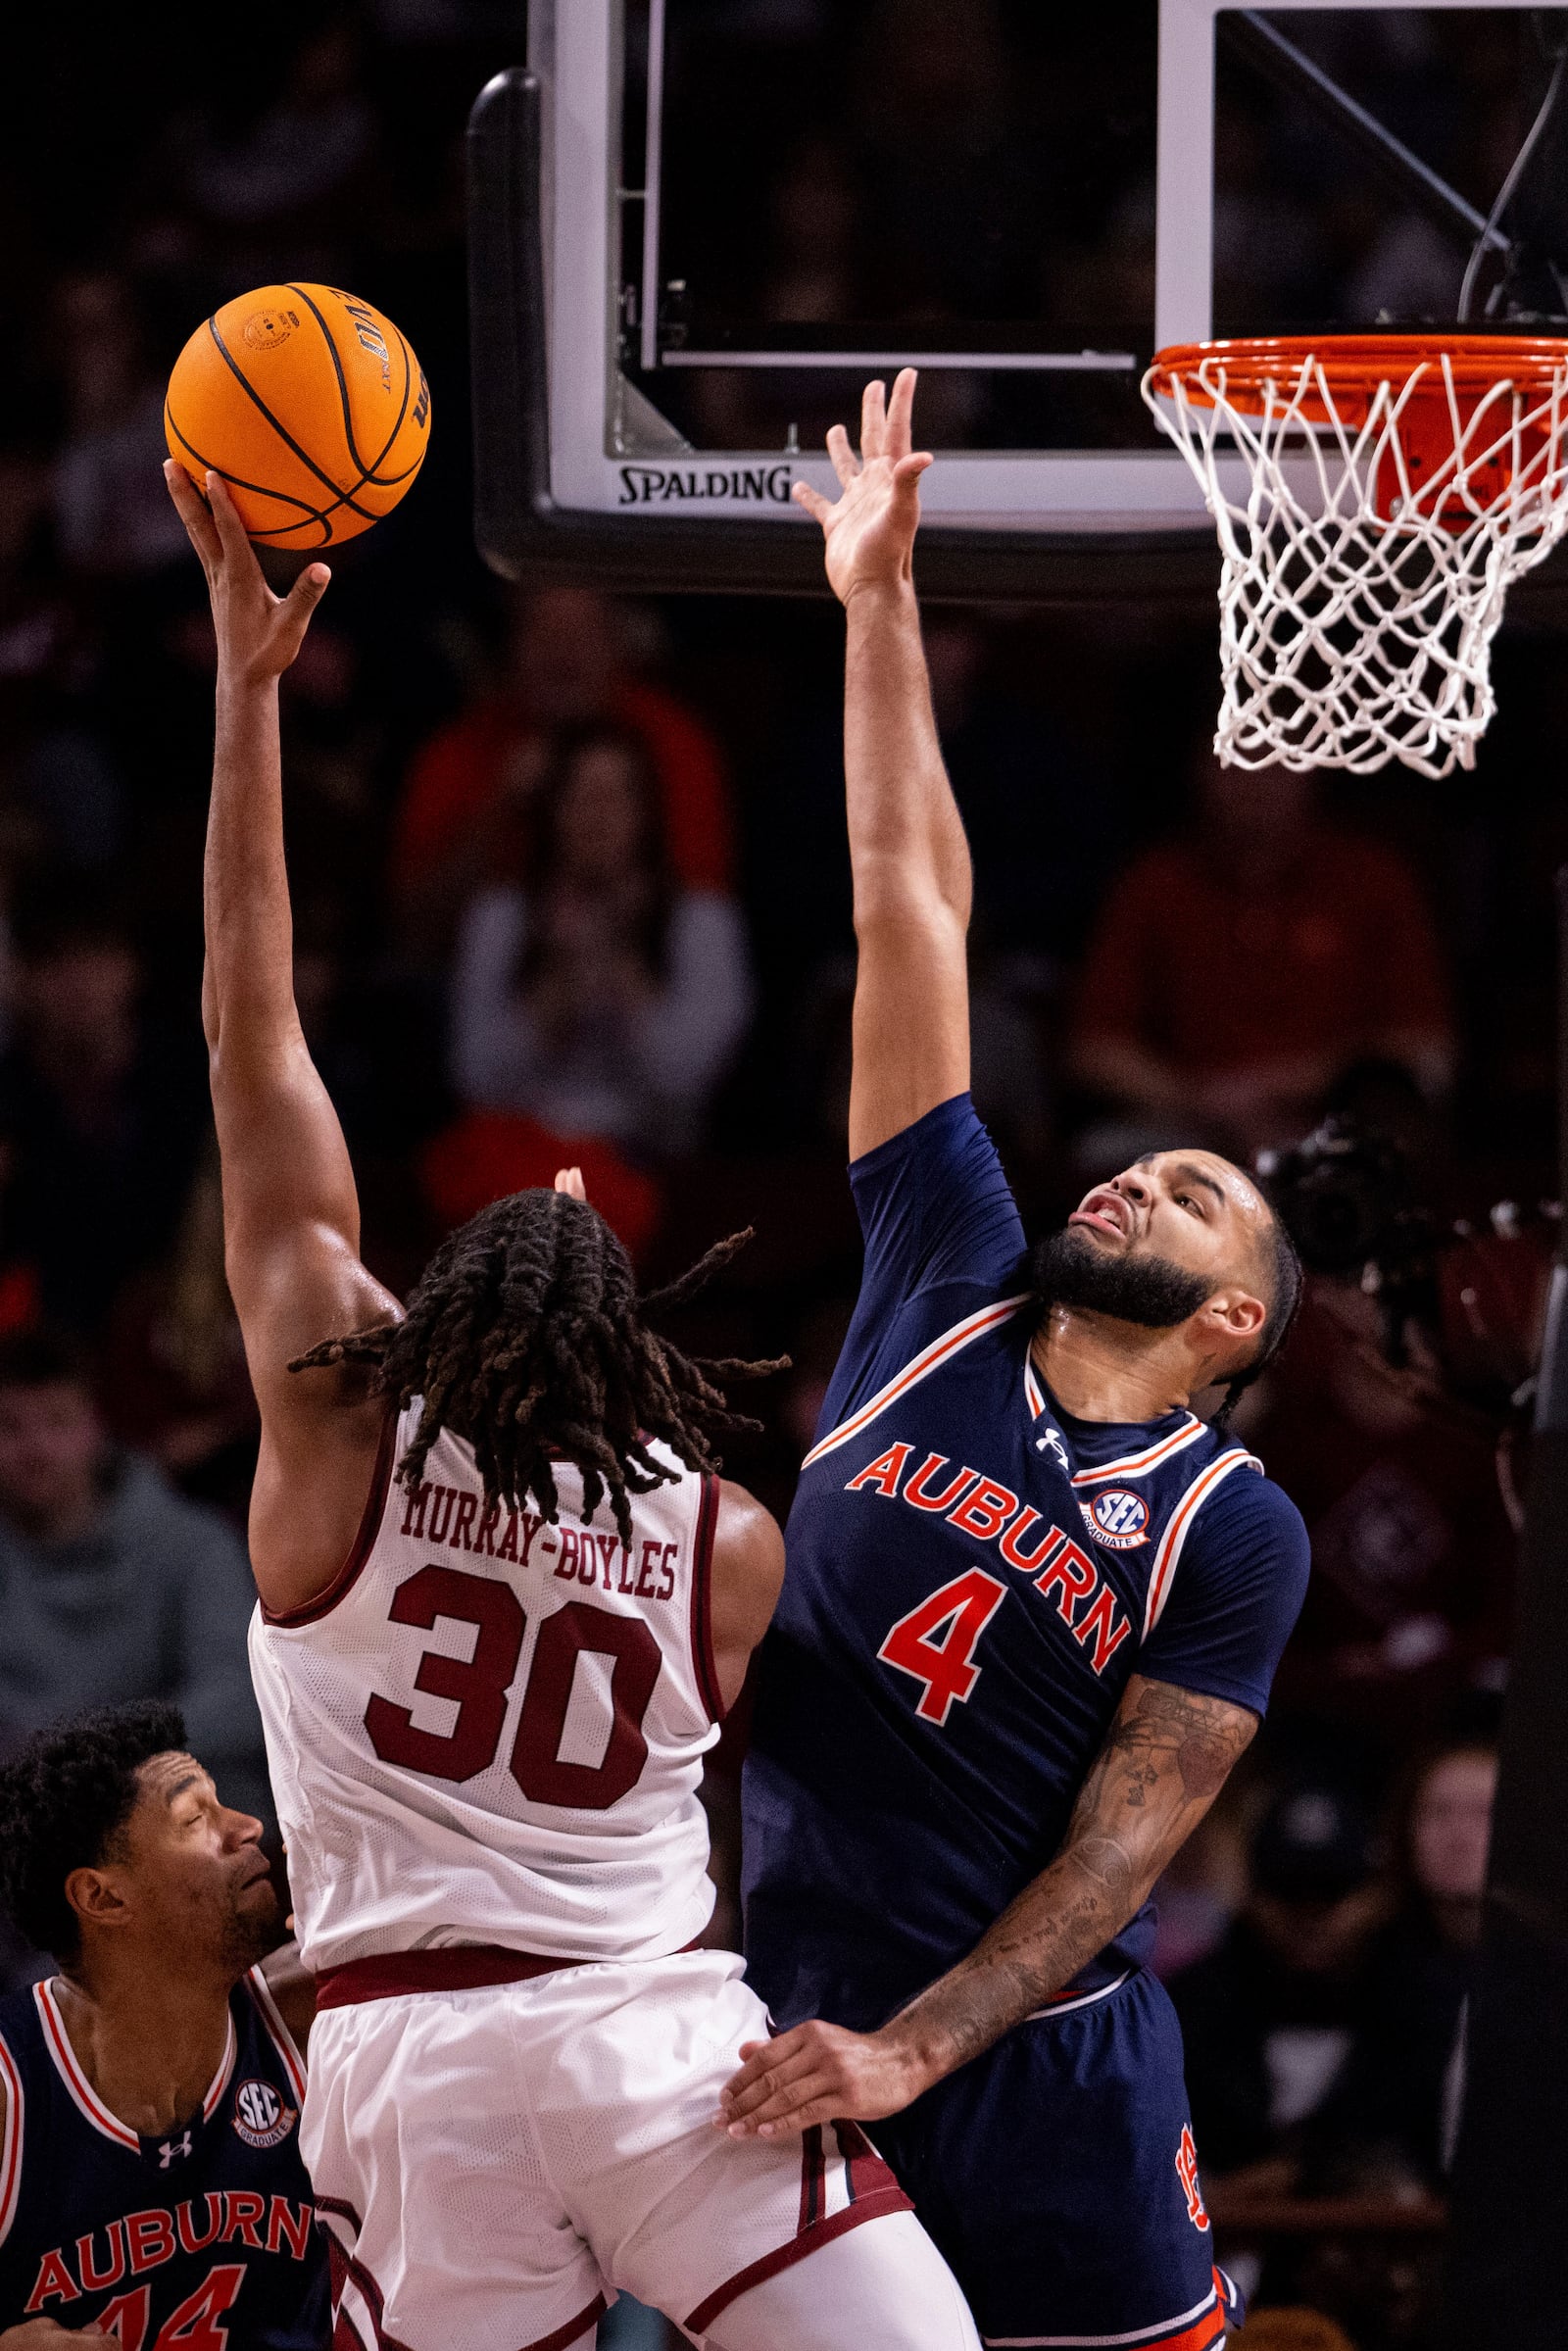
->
[859, 376, 887, 462]
[287, 563, 332, 619]
[792, 480, 832, 525]
[826, 423, 858, 491]
[205, 470, 253, 563]
[886, 367, 918, 459]
[164, 460, 222, 566]
[272, 563, 330, 663]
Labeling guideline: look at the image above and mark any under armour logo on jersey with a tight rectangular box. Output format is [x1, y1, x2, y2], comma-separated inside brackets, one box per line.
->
[1035, 1426, 1070, 1473]
[158, 2129, 193, 2168]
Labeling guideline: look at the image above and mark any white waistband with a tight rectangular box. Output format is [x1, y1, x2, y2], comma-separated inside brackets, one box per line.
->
[1023, 1968, 1132, 2023]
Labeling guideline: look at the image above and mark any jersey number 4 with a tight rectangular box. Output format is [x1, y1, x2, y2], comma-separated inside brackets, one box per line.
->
[878, 1569, 1005, 1726]
[365, 1565, 662, 1807]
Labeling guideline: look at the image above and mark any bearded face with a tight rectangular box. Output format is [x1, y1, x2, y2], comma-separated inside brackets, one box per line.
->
[1027, 1225, 1214, 1331]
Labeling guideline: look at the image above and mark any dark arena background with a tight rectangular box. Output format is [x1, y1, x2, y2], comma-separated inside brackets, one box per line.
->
[4, 4, 1568, 2346]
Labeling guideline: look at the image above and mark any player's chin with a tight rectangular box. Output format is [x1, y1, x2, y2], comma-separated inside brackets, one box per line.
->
[228, 1871, 285, 1953]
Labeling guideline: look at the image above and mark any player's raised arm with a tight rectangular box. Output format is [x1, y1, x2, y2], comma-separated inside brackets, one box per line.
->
[795, 371, 968, 1158]
[166, 463, 399, 1613]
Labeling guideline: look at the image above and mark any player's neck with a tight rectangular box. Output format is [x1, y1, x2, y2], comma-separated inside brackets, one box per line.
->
[54, 1952, 237, 2137]
[1031, 1307, 1195, 1424]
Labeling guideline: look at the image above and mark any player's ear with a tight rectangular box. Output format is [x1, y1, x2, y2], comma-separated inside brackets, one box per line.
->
[1219, 1290, 1267, 1344]
[1197, 1288, 1265, 1347]
[66, 1864, 133, 1936]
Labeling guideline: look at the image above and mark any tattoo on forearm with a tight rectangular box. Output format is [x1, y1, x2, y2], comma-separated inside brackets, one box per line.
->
[1068, 1836, 1134, 1898]
[891, 1678, 1255, 2078]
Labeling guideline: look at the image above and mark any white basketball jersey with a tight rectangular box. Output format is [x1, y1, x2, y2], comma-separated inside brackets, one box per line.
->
[249, 1407, 723, 1972]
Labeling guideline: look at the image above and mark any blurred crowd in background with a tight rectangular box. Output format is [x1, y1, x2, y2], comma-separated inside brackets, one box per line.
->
[0, 4, 1561, 2343]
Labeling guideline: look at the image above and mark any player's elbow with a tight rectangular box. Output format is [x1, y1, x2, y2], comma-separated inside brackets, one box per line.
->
[852, 858, 967, 946]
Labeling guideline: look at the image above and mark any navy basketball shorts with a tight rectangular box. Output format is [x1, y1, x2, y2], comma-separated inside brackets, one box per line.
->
[871, 1969, 1244, 2351]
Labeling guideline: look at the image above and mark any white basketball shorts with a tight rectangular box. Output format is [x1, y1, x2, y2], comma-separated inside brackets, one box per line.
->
[306, 1947, 933, 2351]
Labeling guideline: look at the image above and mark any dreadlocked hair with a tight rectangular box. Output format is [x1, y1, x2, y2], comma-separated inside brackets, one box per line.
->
[288, 1190, 787, 1548]
[1211, 1208, 1304, 1427]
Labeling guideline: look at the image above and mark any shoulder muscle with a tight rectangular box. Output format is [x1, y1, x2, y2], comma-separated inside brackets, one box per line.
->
[708, 1479, 786, 1714]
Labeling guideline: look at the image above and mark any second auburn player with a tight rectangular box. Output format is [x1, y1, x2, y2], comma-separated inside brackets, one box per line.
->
[724, 374, 1312, 2351]
[164, 458, 978, 2351]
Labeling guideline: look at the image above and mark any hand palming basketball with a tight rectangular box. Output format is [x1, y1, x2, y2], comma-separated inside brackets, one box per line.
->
[793, 368, 933, 606]
[165, 463, 330, 687]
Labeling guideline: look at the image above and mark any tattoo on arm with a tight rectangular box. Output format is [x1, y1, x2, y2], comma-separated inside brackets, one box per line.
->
[888, 1677, 1256, 2079]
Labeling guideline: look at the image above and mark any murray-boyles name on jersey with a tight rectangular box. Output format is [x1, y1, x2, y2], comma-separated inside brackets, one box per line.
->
[250, 1409, 727, 1973]
[742, 1093, 1310, 2038]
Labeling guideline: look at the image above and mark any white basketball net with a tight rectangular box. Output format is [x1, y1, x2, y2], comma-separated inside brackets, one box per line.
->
[1142, 348, 1568, 776]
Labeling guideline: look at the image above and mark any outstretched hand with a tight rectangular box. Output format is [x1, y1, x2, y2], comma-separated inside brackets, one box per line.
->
[164, 461, 330, 689]
[715, 2017, 931, 2139]
[793, 368, 932, 608]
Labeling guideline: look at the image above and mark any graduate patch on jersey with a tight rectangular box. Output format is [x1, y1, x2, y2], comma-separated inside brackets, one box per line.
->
[232, 2077, 297, 2149]
[1082, 1488, 1151, 1549]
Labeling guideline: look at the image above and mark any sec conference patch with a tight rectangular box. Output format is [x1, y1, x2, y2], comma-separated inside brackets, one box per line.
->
[232, 2078, 298, 2148]
[1081, 1489, 1151, 1550]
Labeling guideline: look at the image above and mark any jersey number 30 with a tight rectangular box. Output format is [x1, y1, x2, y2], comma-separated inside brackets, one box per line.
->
[365, 1565, 662, 1808]
[878, 1569, 1005, 1726]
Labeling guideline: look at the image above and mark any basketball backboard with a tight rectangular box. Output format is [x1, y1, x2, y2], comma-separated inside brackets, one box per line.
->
[467, 1, 1568, 597]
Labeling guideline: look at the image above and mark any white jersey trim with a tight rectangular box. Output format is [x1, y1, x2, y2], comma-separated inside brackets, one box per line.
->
[803, 1295, 1031, 1470]
[1140, 1448, 1263, 1641]
[247, 1964, 309, 2107]
[0, 2029, 22, 2247]
[34, 1980, 138, 2149]
[33, 1978, 235, 2149]
[983, 2279, 1218, 2345]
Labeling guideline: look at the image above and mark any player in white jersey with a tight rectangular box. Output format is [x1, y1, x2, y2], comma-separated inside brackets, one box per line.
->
[165, 465, 980, 2351]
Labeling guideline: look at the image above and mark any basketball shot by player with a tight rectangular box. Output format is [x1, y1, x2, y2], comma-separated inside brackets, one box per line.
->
[727, 373, 1314, 2351]
[164, 459, 980, 2350]
[0, 1702, 325, 2347]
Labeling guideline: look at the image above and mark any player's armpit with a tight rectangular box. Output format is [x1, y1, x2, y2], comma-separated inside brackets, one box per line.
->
[707, 1482, 786, 1715]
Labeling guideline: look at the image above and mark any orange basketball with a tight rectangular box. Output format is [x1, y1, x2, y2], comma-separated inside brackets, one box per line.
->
[165, 283, 430, 549]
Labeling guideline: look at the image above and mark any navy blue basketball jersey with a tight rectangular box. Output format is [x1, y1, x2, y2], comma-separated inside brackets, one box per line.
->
[743, 1094, 1310, 2033]
[0, 1966, 328, 2345]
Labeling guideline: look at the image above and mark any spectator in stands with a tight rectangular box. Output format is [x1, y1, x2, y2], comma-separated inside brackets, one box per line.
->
[1168, 1781, 1387, 2187]
[392, 587, 734, 958]
[50, 273, 190, 579]
[1251, 1275, 1520, 1738]
[0, 1329, 270, 1827]
[1069, 752, 1454, 1162]
[0, 906, 207, 1334]
[99, 1147, 260, 1517]
[1304, 1738, 1497, 2192]
[449, 723, 752, 1158]
[172, 11, 376, 245]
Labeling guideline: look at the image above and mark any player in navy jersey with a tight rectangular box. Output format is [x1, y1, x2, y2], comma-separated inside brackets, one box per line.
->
[722, 373, 1313, 2351]
[0, 1701, 326, 2348]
